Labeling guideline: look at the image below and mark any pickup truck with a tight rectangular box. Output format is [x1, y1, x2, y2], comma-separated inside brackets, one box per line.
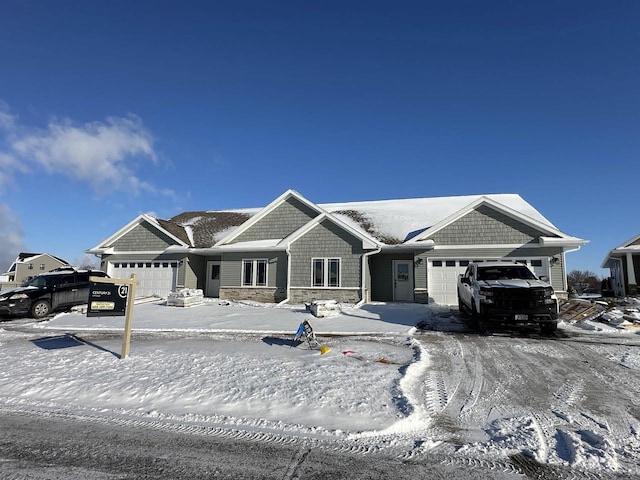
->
[457, 261, 559, 333]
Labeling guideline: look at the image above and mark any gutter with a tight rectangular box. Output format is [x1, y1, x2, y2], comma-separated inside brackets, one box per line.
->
[357, 246, 382, 307]
[277, 245, 292, 306]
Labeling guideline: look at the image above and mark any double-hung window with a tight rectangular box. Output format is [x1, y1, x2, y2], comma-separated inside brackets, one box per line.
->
[312, 258, 341, 287]
[242, 259, 267, 287]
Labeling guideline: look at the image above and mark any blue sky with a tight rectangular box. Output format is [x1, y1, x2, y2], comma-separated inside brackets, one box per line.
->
[0, 1, 638, 275]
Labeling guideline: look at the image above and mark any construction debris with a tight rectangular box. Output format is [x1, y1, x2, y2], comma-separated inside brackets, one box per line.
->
[559, 299, 606, 323]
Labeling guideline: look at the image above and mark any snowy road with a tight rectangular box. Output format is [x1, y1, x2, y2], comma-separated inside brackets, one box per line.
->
[411, 316, 640, 479]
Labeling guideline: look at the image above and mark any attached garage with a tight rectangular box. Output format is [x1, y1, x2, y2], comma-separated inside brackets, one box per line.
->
[428, 258, 550, 306]
[108, 262, 178, 298]
[428, 259, 469, 306]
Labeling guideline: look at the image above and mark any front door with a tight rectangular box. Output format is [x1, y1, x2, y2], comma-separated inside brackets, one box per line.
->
[392, 260, 414, 302]
[206, 261, 221, 297]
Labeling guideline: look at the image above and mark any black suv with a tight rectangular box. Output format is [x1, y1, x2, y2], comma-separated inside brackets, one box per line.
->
[0, 268, 109, 319]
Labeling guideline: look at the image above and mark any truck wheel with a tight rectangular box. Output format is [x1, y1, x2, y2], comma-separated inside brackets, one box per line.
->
[540, 322, 558, 335]
[457, 295, 466, 315]
[30, 300, 51, 319]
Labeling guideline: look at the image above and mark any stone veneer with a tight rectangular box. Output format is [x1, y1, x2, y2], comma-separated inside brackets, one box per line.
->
[220, 287, 287, 303]
[289, 288, 361, 304]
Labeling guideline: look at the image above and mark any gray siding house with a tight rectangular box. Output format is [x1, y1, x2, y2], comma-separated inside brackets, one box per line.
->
[87, 190, 587, 305]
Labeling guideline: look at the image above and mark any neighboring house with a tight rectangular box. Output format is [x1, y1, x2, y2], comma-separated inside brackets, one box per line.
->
[601, 234, 640, 297]
[86, 190, 587, 305]
[2, 253, 71, 286]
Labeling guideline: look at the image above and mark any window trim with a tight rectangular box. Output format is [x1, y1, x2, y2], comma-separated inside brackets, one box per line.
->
[242, 258, 268, 287]
[311, 257, 341, 288]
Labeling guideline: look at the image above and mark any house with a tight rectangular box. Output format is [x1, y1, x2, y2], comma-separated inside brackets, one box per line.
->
[2, 252, 71, 286]
[86, 190, 587, 305]
[601, 234, 640, 297]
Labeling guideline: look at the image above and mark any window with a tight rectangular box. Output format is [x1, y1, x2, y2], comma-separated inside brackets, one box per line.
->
[28, 264, 34, 270]
[242, 259, 267, 287]
[432, 260, 442, 267]
[459, 260, 470, 267]
[39, 264, 45, 270]
[445, 260, 456, 267]
[531, 259, 543, 267]
[312, 258, 341, 287]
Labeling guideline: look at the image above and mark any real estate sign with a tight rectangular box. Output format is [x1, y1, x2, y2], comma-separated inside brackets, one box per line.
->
[87, 274, 137, 359]
[87, 282, 129, 317]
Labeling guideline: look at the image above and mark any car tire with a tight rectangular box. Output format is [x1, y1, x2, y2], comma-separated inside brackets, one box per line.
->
[457, 294, 467, 315]
[540, 322, 558, 335]
[30, 300, 51, 319]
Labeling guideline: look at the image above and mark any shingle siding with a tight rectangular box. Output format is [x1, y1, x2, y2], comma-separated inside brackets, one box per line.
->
[427, 205, 545, 245]
[232, 197, 319, 243]
[110, 223, 177, 251]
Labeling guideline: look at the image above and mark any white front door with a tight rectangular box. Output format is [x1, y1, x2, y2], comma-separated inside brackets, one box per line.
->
[206, 261, 221, 297]
[393, 260, 414, 302]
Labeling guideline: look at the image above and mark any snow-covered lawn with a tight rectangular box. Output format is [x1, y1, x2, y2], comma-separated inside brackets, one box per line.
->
[0, 300, 427, 437]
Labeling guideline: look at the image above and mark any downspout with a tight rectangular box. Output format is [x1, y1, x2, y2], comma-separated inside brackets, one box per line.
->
[357, 246, 382, 307]
[560, 246, 582, 293]
[277, 245, 291, 306]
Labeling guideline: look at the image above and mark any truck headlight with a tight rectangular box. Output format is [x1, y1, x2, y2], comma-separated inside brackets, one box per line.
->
[479, 288, 494, 304]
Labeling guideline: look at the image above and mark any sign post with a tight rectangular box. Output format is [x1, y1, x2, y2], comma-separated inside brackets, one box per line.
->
[88, 274, 138, 359]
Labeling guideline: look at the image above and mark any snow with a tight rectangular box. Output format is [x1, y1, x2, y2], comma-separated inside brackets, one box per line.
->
[1, 299, 640, 476]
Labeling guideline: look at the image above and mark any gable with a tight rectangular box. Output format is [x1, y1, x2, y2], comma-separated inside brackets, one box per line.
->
[230, 196, 320, 244]
[109, 223, 180, 251]
[424, 204, 554, 246]
[629, 236, 640, 247]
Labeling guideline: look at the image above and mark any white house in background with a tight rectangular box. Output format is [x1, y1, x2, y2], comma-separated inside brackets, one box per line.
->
[87, 189, 587, 305]
[602, 234, 640, 297]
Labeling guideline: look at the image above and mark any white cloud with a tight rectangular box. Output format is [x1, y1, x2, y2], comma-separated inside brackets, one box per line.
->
[8, 115, 158, 194]
[0, 101, 16, 131]
[0, 204, 25, 272]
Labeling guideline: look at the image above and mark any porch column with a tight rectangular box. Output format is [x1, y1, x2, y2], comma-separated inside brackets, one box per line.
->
[626, 252, 637, 295]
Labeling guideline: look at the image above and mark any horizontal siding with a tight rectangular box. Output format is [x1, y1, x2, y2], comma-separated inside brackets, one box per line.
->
[369, 253, 413, 302]
[220, 251, 286, 288]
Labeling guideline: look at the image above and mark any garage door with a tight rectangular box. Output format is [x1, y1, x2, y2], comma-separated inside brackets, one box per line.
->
[428, 258, 550, 306]
[428, 260, 469, 306]
[108, 262, 178, 298]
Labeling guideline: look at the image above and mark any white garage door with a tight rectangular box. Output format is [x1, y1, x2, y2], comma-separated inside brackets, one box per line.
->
[428, 259, 469, 306]
[428, 258, 550, 306]
[108, 262, 178, 298]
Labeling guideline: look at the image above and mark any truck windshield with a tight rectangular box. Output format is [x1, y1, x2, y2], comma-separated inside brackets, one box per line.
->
[477, 266, 537, 281]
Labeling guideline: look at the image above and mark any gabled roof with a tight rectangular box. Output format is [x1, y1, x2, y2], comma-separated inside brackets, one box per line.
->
[4, 252, 70, 274]
[89, 191, 584, 255]
[86, 214, 190, 254]
[601, 233, 640, 268]
[215, 189, 323, 246]
[280, 212, 379, 250]
[406, 196, 586, 247]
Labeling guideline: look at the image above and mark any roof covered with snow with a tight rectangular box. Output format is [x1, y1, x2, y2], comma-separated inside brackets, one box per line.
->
[154, 193, 561, 249]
